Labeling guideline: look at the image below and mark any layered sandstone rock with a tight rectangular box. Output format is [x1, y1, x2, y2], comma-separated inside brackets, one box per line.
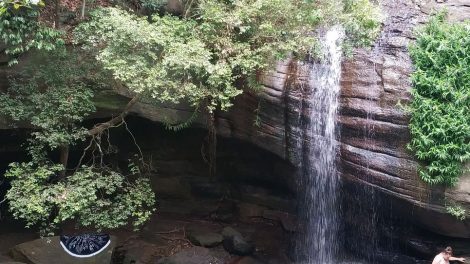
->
[337, 0, 470, 238]
[1, 0, 469, 241]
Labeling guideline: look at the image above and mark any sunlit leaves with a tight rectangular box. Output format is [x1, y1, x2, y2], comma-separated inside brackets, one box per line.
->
[75, 8, 237, 111]
[75, 0, 382, 112]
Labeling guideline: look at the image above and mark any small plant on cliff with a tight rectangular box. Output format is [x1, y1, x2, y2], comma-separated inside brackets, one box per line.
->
[342, 0, 383, 47]
[446, 204, 466, 221]
[408, 13, 470, 186]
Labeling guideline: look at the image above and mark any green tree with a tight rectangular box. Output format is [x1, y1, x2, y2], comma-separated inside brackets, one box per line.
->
[0, 52, 155, 236]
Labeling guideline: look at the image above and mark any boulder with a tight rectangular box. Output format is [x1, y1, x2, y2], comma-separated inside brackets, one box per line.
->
[221, 227, 254, 256]
[222, 227, 243, 239]
[156, 247, 224, 264]
[9, 236, 115, 264]
[237, 203, 266, 222]
[223, 235, 255, 256]
[187, 231, 223, 248]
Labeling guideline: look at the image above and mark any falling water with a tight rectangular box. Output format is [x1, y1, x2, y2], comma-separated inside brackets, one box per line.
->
[297, 26, 344, 264]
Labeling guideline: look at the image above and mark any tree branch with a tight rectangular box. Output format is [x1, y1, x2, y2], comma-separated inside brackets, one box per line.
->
[88, 94, 140, 136]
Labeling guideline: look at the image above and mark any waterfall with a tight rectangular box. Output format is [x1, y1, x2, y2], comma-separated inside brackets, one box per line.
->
[297, 26, 344, 264]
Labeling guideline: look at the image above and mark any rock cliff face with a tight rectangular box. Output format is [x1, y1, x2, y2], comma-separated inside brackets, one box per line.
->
[1, 0, 469, 246]
[112, 0, 470, 241]
[339, 0, 470, 239]
[223, 0, 470, 241]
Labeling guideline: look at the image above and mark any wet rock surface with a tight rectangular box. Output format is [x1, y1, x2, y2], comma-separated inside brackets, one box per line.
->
[339, 0, 470, 240]
[156, 247, 224, 264]
[223, 235, 255, 256]
[187, 230, 223, 248]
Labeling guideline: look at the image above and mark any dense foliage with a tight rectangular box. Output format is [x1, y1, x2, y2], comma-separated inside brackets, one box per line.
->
[0, 53, 94, 160]
[408, 14, 470, 186]
[343, 0, 383, 47]
[75, 0, 383, 112]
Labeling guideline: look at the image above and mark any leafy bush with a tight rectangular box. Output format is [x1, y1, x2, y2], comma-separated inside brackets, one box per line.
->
[5, 163, 155, 236]
[408, 14, 470, 185]
[0, 52, 95, 161]
[0, 0, 44, 15]
[140, 0, 167, 13]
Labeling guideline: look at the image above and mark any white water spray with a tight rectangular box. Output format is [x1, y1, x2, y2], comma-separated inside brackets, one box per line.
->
[298, 26, 344, 264]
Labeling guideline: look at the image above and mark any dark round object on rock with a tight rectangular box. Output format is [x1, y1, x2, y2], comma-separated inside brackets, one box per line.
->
[59, 234, 111, 258]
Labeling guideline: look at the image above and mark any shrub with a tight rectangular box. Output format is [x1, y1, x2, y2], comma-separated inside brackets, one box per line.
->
[408, 13, 470, 185]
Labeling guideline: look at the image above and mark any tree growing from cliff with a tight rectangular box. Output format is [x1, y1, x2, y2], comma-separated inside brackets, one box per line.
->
[408, 13, 470, 186]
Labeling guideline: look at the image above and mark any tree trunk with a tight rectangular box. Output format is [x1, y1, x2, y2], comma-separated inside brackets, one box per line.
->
[81, 0, 86, 20]
[59, 144, 69, 177]
[55, 0, 60, 28]
[207, 112, 217, 180]
[88, 95, 140, 136]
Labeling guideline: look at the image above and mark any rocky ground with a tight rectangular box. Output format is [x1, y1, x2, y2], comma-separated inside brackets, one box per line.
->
[0, 198, 293, 264]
